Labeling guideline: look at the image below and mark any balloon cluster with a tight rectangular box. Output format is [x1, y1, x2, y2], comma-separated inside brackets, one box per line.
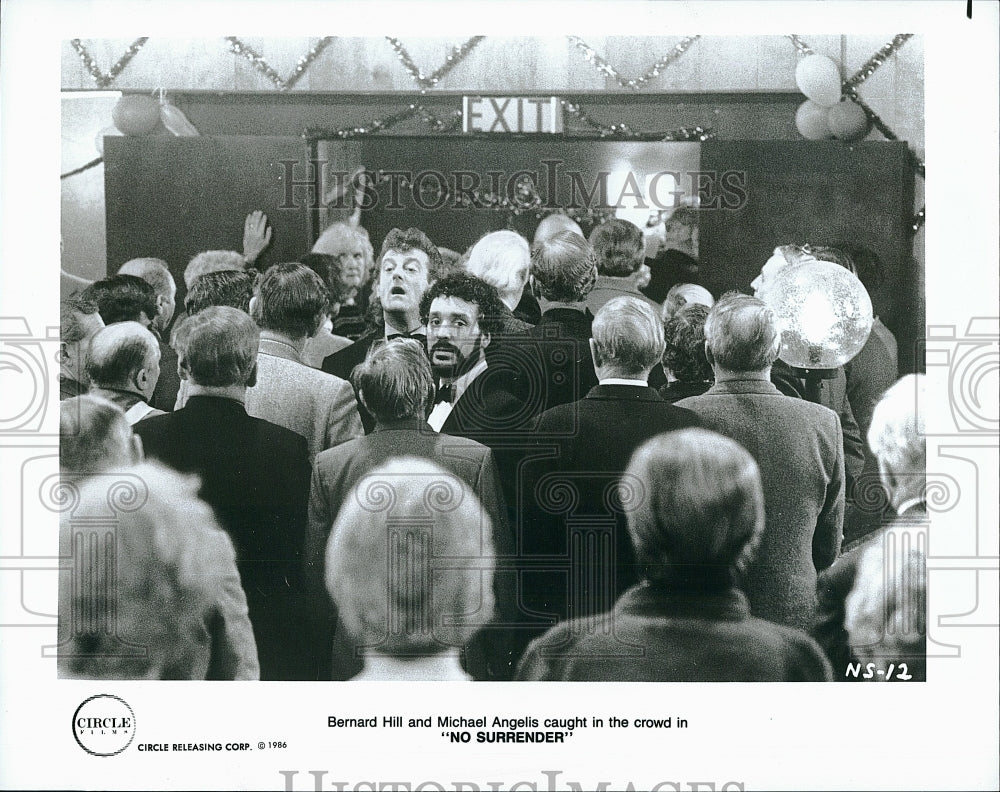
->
[99, 92, 201, 153]
[793, 54, 871, 142]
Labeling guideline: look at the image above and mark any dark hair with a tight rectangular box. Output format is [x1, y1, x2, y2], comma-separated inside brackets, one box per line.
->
[419, 272, 506, 337]
[379, 227, 447, 281]
[251, 263, 328, 339]
[832, 241, 885, 293]
[530, 231, 597, 302]
[298, 252, 349, 307]
[589, 219, 645, 277]
[184, 269, 257, 315]
[61, 295, 101, 344]
[81, 274, 157, 325]
[806, 244, 858, 276]
[351, 338, 434, 421]
[662, 303, 713, 383]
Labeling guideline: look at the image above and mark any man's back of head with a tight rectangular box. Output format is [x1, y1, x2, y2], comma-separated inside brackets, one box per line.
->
[172, 306, 259, 388]
[465, 230, 531, 311]
[251, 263, 329, 341]
[184, 269, 257, 316]
[85, 321, 161, 398]
[80, 274, 158, 327]
[184, 250, 246, 291]
[534, 213, 584, 247]
[589, 218, 645, 277]
[60, 395, 139, 475]
[352, 338, 434, 424]
[704, 293, 781, 375]
[867, 373, 925, 506]
[591, 296, 665, 379]
[530, 231, 598, 304]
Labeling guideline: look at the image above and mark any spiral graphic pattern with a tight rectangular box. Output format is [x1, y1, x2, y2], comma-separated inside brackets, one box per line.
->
[105, 475, 149, 513]
[604, 474, 646, 514]
[422, 477, 463, 513]
[535, 475, 580, 515]
[42, 475, 80, 514]
[949, 343, 1000, 431]
[356, 479, 398, 514]
[923, 474, 959, 513]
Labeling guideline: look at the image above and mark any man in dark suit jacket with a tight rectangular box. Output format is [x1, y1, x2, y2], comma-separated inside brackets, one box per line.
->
[321, 227, 449, 433]
[526, 230, 601, 414]
[134, 306, 312, 680]
[522, 296, 701, 637]
[306, 338, 517, 679]
[677, 294, 844, 631]
[813, 374, 927, 680]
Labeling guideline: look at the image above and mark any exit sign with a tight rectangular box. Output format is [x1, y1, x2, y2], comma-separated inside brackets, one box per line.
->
[462, 96, 564, 134]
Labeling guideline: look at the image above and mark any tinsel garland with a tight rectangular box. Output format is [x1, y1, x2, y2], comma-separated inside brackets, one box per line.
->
[304, 104, 463, 139]
[911, 208, 925, 233]
[568, 36, 700, 91]
[385, 37, 485, 93]
[70, 38, 148, 88]
[844, 34, 913, 90]
[226, 36, 335, 91]
[561, 99, 714, 140]
[786, 35, 814, 56]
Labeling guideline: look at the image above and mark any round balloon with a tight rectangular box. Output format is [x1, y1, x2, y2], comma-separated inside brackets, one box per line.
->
[827, 100, 871, 141]
[112, 95, 160, 136]
[795, 100, 833, 140]
[795, 54, 842, 107]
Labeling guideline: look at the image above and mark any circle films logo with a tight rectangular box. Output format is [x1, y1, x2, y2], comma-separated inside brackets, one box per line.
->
[73, 695, 135, 757]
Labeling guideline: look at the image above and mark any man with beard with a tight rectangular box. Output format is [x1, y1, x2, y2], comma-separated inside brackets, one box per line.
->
[422, 272, 523, 436]
[322, 227, 449, 432]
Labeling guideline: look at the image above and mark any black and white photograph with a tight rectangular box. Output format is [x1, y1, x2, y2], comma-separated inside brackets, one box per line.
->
[1, 1, 997, 789]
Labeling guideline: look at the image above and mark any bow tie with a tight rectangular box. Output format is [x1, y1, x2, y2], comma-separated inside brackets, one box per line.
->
[387, 332, 427, 343]
[434, 382, 454, 404]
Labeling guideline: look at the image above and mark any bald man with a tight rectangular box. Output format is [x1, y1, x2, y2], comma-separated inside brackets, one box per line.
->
[85, 321, 165, 424]
[118, 257, 181, 412]
[533, 212, 584, 247]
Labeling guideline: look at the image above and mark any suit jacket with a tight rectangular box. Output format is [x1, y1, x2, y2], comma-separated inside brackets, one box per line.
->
[521, 385, 701, 626]
[246, 337, 362, 460]
[813, 502, 927, 680]
[586, 275, 661, 317]
[149, 331, 180, 413]
[305, 418, 515, 680]
[134, 395, 313, 679]
[771, 358, 864, 492]
[677, 379, 845, 629]
[526, 307, 599, 415]
[516, 581, 832, 682]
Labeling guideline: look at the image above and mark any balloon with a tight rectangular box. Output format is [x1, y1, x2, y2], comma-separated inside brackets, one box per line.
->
[795, 54, 842, 107]
[827, 100, 872, 142]
[112, 95, 160, 136]
[795, 100, 833, 140]
[159, 97, 200, 137]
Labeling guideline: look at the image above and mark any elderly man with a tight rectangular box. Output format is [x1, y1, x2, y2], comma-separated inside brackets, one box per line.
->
[585, 219, 661, 316]
[60, 395, 141, 476]
[59, 296, 104, 399]
[517, 429, 832, 682]
[465, 230, 535, 331]
[134, 306, 312, 680]
[813, 374, 927, 680]
[522, 296, 700, 629]
[85, 322, 164, 424]
[322, 227, 449, 432]
[676, 293, 844, 630]
[246, 263, 362, 459]
[183, 249, 247, 291]
[58, 462, 259, 681]
[527, 230, 601, 413]
[305, 338, 514, 679]
[326, 458, 498, 681]
[118, 257, 180, 412]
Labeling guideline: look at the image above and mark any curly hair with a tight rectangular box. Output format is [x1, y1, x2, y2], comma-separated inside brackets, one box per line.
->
[662, 303, 713, 383]
[419, 272, 506, 337]
[379, 227, 447, 281]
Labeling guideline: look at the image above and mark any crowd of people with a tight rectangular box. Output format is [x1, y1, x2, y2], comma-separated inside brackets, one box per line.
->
[58, 209, 926, 682]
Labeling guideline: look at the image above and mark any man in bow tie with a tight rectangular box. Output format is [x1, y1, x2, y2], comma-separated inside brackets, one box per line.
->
[322, 227, 451, 432]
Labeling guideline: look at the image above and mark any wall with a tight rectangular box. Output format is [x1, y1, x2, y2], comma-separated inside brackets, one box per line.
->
[60, 34, 924, 280]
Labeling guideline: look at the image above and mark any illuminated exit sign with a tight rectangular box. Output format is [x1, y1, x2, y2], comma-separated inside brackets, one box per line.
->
[462, 96, 564, 134]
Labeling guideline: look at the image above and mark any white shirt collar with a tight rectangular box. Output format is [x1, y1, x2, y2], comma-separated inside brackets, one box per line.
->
[599, 377, 647, 387]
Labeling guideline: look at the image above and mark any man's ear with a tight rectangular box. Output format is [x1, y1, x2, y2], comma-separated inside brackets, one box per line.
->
[177, 355, 190, 381]
[704, 341, 715, 368]
[58, 341, 70, 365]
[155, 293, 169, 318]
[589, 337, 602, 369]
[246, 363, 258, 388]
[248, 295, 258, 318]
[130, 433, 144, 465]
[480, 331, 491, 350]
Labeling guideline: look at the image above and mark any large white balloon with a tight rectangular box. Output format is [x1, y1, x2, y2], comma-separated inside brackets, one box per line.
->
[795, 100, 833, 140]
[795, 54, 842, 107]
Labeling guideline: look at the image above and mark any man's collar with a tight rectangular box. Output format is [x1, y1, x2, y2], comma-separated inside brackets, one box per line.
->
[706, 378, 781, 396]
[259, 333, 302, 363]
[896, 497, 926, 517]
[448, 358, 488, 405]
[599, 377, 647, 387]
